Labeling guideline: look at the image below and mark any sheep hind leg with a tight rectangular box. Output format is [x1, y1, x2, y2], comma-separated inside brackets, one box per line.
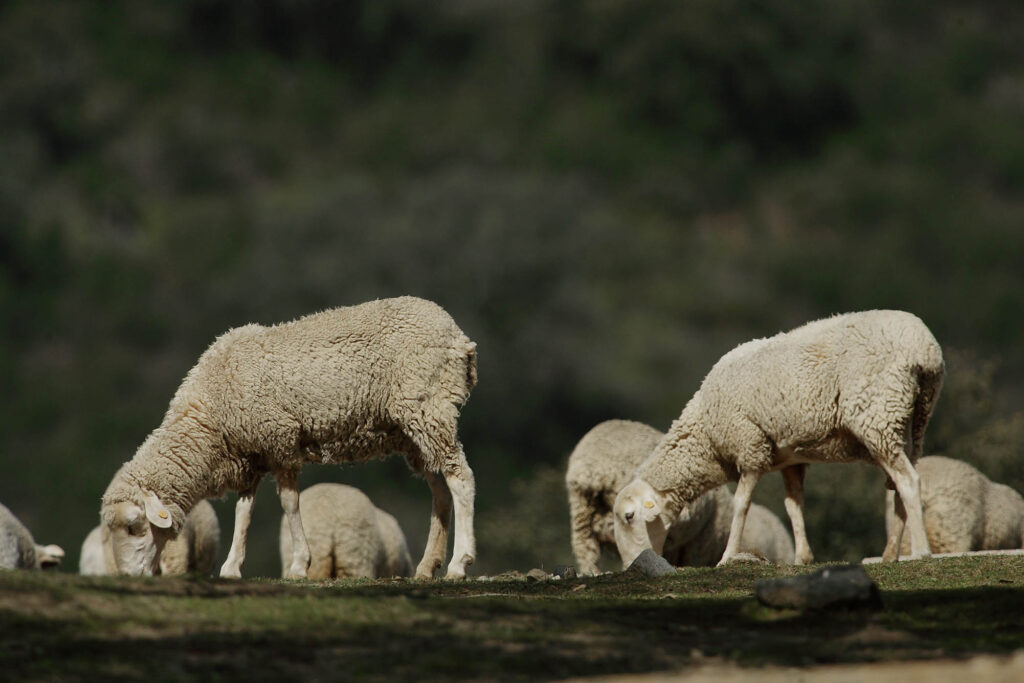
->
[220, 489, 256, 579]
[415, 471, 452, 580]
[277, 470, 311, 579]
[878, 454, 929, 560]
[882, 488, 908, 562]
[717, 471, 761, 566]
[441, 445, 476, 579]
[781, 465, 813, 564]
[568, 485, 602, 576]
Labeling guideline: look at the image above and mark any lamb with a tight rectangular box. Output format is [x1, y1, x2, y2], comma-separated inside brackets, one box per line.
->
[884, 455, 1024, 554]
[0, 502, 65, 570]
[100, 296, 478, 580]
[566, 419, 793, 575]
[80, 499, 220, 576]
[279, 483, 413, 579]
[613, 310, 944, 568]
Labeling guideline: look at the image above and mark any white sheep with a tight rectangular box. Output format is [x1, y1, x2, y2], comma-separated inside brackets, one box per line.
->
[0, 502, 64, 570]
[613, 310, 944, 568]
[100, 296, 478, 580]
[80, 499, 220, 576]
[566, 419, 793, 575]
[885, 455, 1024, 554]
[279, 483, 413, 579]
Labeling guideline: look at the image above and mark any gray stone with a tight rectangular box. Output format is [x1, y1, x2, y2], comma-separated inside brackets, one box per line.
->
[754, 563, 882, 611]
[553, 565, 577, 580]
[626, 549, 677, 578]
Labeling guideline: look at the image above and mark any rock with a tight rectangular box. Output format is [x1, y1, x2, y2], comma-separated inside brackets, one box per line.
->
[526, 568, 550, 582]
[553, 565, 577, 580]
[754, 564, 882, 611]
[626, 549, 677, 578]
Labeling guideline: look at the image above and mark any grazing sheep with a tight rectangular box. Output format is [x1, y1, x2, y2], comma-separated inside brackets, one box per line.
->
[100, 296, 478, 580]
[279, 483, 413, 579]
[613, 310, 944, 568]
[0, 502, 64, 570]
[567, 420, 793, 575]
[80, 499, 220, 576]
[885, 455, 1024, 554]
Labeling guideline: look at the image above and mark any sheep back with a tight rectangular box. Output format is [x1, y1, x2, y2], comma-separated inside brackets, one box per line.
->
[0, 503, 38, 570]
[279, 483, 413, 579]
[887, 455, 1024, 553]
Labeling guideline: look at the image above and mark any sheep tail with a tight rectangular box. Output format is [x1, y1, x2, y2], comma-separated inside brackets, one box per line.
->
[462, 339, 478, 397]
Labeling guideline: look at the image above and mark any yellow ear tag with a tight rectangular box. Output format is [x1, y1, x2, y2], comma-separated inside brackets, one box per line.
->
[644, 501, 654, 509]
[158, 510, 169, 519]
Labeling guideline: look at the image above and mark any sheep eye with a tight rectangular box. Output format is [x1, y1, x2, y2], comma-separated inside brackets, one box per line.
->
[624, 511, 635, 523]
[128, 524, 148, 537]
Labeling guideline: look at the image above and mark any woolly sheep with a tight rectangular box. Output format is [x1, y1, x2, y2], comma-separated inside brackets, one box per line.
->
[100, 296, 478, 580]
[80, 499, 220, 576]
[613, 310, 944, 568]
[279, 483, 413, 579]
[884, 455, 1024, 554]
[566, 419, 793, 575]
[0, 502, 64, 570]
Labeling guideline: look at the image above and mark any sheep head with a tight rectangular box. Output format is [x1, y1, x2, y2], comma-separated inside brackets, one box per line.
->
[101, 490, 174, 576]
[613, 479, 668, 568]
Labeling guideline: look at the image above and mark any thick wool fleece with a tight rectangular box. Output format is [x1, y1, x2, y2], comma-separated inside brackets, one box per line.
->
[81, 499, 220, 576]
[279, 483, 413, 579]
[885, 455, 1024, 554]
[101, 296, 477, 576]
[566, 420, 793, 574]
[639, 310, 944, 517]
[0, 503, 62, 570]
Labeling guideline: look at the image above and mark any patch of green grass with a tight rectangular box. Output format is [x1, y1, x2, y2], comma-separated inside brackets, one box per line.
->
[3, 556, 1024, 680]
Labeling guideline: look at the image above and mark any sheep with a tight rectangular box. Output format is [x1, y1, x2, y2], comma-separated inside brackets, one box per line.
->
[80, 499, 220, 576]
[566, 419, 793, 575]
[0, 502, 65, 570]
[884, 455, 1024, 554]
[100, 296, 478, 580]
[279, 483, 413, 579]
[613, 310, 944, 568]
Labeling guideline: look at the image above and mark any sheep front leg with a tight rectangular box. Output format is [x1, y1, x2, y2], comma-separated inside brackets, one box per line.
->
[220, 490, 256, 579]
[717, 471, 760, 566]
[416, 471, 452, 579]
[442, 447, 476, 580]
[277, 470, 310, 579]
[781, 465, 814, 564]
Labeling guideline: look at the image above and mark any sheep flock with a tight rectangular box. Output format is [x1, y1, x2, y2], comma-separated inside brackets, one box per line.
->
[4, 297, 1021, 584]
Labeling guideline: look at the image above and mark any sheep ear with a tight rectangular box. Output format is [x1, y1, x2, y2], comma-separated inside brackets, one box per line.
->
[143, 490, 173, 529]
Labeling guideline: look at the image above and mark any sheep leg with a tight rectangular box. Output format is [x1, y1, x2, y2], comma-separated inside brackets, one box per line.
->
[415, 471, 453, 579]
[882, 489, 908, 562]
[568, 485, 602, 576]
[277, 470, 311, 579]
[781, 465, 814, 564]
[717, 471, 761, 566]
[879, 454, 930, 560]
[442, 446, 476, 580]
[220, 490, 256, 579]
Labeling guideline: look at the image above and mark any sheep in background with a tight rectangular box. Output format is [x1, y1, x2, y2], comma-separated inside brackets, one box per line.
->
[1, 502, 64, 570]
[567, 420, 792, 575]
[614, 310, 944, 568]
[80, 499, 220, 576]
[279, 483, 413, 579]
[100, 296, 477, 580]
[885, 455, 1024, 554]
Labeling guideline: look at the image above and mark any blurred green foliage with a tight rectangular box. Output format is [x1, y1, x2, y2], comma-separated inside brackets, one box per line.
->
[1, 0, 1022, 575]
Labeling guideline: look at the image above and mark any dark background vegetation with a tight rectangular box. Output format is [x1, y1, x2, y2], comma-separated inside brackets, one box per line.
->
[1, 0, 1022, 577]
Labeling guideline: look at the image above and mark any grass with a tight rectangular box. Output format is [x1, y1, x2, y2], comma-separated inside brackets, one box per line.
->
[2, 556, 1024, 681]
